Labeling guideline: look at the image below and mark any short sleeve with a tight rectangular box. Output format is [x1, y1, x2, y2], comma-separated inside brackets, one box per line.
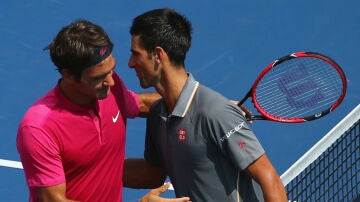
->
[205, 102, 265, 170]
[16, 125, 65, 187]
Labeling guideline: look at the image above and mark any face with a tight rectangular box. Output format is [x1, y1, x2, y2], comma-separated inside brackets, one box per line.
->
[71, 54, 116, 104]
[128, 35, 160, 89]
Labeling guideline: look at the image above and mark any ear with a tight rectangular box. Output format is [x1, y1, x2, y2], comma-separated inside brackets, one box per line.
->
[60, 68, 70, 78]
[154, 46, 166, 64]
[60, 69, 76, 83]
[155, 55, 160, 63]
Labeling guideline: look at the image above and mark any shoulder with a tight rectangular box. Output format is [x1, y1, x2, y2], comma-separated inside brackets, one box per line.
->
[148, 99, 163, 114]
[191, 84, 246, 122]
[197, 85, 226, 100]
[17, 89, 62, 153]
[20, 88, 59, 128]
[196, 85, 235, 112]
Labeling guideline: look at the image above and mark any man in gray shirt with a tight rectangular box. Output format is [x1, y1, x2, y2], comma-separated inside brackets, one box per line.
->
[123, 8, 288, 202]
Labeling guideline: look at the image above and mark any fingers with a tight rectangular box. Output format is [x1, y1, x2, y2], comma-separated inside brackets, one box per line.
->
[148, 182, 170, 195]
[239, 104, 252, 115]
[172, 197, 191, 202]
[140, 183, 191, 202]
[239, 105, 254, 124]
[164, 196, 191, 202]
[230, 100, 239, 105]
[229, 100, 254, 124]
[160, 182, 171, 193]
[230, 100, 248, 116]
[157, 183, 191, 201]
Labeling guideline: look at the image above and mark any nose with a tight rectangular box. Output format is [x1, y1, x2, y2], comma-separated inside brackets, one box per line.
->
[128, 55, 135, 69]
[103, 71, 115, 87]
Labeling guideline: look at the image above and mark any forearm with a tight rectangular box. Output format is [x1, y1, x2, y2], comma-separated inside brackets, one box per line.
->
[136, 92, 161, 117]
[260, 174, 287, 201]
[123, 158, 166, 189]
[36, 183, 80, 202]
[247, 155, 288, 201]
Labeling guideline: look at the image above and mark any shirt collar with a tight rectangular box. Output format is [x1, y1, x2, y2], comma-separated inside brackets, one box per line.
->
[171, 73, 199, 117]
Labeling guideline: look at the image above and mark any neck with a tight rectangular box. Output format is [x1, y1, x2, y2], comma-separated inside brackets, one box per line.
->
[60, 79, 94, 107]
[156, 68, 188, 113]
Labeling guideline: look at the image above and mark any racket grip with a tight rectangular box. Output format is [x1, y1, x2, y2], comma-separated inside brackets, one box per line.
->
[247, 115, 266, 121]
[237, 90, 251, 107]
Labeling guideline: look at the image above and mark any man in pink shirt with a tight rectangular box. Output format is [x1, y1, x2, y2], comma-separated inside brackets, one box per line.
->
[16, 19, 190, 202]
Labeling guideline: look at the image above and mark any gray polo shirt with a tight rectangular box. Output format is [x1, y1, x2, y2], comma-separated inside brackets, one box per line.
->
[145, 74, 265, 202]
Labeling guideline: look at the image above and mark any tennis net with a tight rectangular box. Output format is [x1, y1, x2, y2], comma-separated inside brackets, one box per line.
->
[281, 104, 360, 202]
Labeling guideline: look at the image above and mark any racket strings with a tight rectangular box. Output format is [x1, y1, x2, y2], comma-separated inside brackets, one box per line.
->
[255, 57, 344, 118]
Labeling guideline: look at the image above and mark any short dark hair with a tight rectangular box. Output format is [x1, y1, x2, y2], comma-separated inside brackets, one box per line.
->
[130, 8, 192, 67]
[47, 19, 112, 81]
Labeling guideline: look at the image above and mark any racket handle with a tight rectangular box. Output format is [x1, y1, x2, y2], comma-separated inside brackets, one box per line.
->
[246, 115, 266, 121]
[237, 90, 251, 107]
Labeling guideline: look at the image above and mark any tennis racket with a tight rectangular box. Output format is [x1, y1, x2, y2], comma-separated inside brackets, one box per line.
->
[237, 52, 347, 123]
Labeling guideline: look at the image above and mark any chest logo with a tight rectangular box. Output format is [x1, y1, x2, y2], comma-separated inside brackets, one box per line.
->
[177, 128, 187, 142]
[112, 110, 120, 123]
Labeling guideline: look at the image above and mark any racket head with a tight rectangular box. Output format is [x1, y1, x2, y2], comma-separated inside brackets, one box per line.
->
[250, 52, 347, 123]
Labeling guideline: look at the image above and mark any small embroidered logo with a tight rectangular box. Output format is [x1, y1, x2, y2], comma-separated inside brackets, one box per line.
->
[112, 110, 120, 123]
[100, 47, 108, 56]
[177, 128, 186, 142]
[238, 141, 246, 149]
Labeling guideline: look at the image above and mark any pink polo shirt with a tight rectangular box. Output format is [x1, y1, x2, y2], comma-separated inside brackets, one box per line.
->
[17, 73, 140, 202]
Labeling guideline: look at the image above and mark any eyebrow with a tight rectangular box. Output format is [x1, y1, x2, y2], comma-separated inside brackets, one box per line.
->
[92, 63, 116, 80]
[130, 48, 141, 55]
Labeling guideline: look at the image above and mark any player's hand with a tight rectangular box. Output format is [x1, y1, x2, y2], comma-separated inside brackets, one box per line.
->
[230, 101, 253, 124]
[239, 104, 253, 123]
[139, 182, 191, 202]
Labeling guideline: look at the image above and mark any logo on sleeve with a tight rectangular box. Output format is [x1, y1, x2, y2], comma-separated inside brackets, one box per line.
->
[177, 128, 187, 142]
[220, 121, 245, 142]
[238, 141, 246, 149]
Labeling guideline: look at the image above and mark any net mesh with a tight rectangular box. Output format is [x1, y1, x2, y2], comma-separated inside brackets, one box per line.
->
[281, 104, 360, 202]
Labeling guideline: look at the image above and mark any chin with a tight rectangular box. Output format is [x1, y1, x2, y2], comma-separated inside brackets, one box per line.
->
[97, 89, 110, 100]
[140, 82, 152, 89]
[97, 95, 108, 100]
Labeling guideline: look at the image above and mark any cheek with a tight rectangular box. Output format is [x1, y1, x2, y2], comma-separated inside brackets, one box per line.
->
[94, 82, 106, 91]
[81, 81, 100, 93]
[143, 60, 157, 72]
